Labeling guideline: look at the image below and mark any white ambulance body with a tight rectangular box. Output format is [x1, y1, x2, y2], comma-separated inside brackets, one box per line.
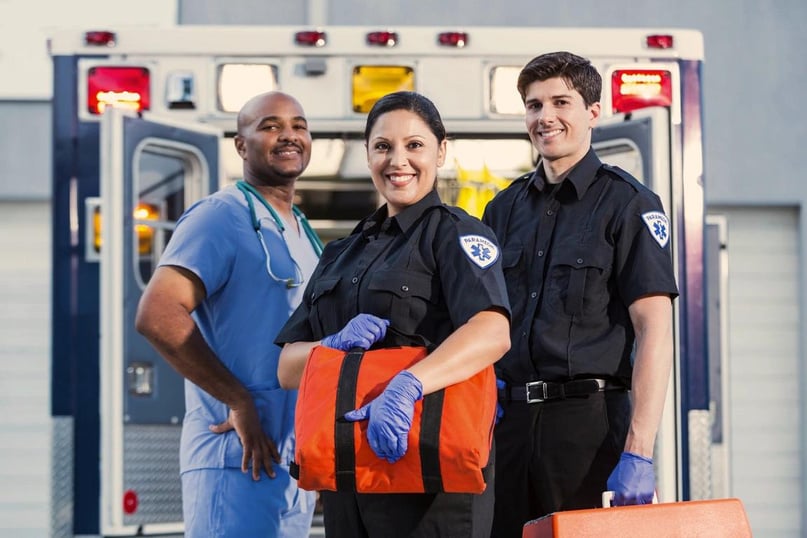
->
[47, 25, 706, 536]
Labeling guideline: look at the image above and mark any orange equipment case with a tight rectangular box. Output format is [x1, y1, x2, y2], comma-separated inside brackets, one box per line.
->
[522, 498, 752, 538]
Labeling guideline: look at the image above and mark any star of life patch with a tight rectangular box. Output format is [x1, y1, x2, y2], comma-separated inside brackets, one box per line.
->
[458, 235, 499, 269]
[641, 211, 670, 248]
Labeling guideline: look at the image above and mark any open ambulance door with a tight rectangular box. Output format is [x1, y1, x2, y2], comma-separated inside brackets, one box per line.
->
[98, 107, 220, 536]
[591, 107, 683, 504]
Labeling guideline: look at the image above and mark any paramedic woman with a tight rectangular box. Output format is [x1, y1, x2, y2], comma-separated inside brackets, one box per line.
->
[275, 91, 511, 538]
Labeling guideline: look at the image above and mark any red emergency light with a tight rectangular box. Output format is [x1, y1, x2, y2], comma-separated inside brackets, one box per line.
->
[366, 31, 398, 47]
[646, 34, 674, 49]
[295, 30, 327, 47]
[122, 489, 138, 515]
[611, 69, 672, 114]
[87, 66, 151, 115]
[84, 31, 116, 47]
[438, 31, 468, 48]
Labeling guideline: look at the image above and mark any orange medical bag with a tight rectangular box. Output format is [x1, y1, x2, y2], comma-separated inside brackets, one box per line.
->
[291, 345, 497, 494]
[522, 497, 752, 538]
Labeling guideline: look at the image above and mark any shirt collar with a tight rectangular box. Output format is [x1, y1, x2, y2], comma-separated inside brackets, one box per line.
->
[361, 189, 442, 237]
[529, 147, 602, 200]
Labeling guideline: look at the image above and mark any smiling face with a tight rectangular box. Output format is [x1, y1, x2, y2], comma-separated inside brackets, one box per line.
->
[234, 92, 312, 186]
[366, 109, 447, 217]
[523, 76, 600, 179]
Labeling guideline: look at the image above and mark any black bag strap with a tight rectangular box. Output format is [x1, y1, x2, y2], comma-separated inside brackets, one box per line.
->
[332, 345, 445, 493]
[334, 349, 364, 491]
[419, 390, 444, 493]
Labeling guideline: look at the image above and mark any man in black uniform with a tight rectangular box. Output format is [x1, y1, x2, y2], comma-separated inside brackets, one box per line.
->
[483, 51, 679, 537]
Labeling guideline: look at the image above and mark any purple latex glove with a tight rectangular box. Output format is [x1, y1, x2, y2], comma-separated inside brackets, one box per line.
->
[606, 451, 656, 505]
[495, 378, 506, 424]
[343, 371, 423, 463]
[321, 313, 390, 351]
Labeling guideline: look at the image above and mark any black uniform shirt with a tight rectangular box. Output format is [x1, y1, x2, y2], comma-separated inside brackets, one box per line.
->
[276, 189, 511, 349]
[482, 148, 678, 386]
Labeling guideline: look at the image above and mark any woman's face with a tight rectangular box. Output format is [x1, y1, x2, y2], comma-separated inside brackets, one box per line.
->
[366, 109, 446, 217]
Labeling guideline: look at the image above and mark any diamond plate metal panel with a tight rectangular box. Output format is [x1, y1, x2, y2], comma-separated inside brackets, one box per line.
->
[688, 409, 713, 500]
[123, 424, 183, 526]
[51, 417, 73, 538]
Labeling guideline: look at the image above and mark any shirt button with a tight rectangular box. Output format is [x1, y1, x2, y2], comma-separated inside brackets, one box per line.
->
[546, 209, 553, 216]
[401, 285, 409, 292]
[577, 258, 583, 264]
[530, 292, 537, 298]
[537, 250, 544, 257]
[351, 277, 358, 284]
[522, 332, 527, 337]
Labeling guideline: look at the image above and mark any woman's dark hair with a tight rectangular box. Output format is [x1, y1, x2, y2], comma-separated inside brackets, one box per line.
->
[364, 91, 446, 142]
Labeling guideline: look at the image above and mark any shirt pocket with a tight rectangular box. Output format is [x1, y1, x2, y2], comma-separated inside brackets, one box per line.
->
[309, 276, 341, 336]
[547, 247, 612, 317]
[367, 269, 436, 333]
[501, 244, 527, 311]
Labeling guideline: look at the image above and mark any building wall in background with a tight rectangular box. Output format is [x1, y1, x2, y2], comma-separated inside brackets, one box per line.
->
[0, 202, 51, 538]
[0, 102, 51, 200]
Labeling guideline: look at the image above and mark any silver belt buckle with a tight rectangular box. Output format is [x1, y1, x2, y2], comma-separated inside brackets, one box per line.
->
[525, 381, 548, 403]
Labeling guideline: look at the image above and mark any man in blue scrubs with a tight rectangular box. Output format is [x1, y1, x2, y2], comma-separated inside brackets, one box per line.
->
[136, 91, 320, 537]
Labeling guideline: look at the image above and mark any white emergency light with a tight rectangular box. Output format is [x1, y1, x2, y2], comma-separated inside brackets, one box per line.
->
[489, 66, 524, 115]
[217, 63, 279, 113]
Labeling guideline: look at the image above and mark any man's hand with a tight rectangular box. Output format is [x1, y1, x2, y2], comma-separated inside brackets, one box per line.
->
[321, 313, 389, 351]
[209, 400, 280, 480]
[606, 451, 656, 505]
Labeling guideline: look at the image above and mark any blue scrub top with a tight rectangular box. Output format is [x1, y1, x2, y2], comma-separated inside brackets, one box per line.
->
[158, 184, 319, 472]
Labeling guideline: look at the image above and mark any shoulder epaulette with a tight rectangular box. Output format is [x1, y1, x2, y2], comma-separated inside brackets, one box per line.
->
[436, 203, 465, 222]
[600, 164, 643, 192]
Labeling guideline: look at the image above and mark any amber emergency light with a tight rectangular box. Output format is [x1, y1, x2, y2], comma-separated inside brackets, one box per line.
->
[352, 65, 415, 113]
[93, 203, 159, 255]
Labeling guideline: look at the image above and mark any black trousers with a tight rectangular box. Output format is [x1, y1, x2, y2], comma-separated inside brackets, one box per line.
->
[490, 390, 630, 538]
[321, 452, 495, 538]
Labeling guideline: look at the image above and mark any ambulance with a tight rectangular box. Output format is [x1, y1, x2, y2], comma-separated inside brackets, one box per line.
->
[48, 25, 707, 536]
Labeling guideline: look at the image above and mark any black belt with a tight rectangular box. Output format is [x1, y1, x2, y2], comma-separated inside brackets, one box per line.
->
[499, 379, 625, 404]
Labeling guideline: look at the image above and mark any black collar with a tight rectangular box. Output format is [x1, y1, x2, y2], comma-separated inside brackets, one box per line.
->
[361, 189, 443, 237]
[530, 147, 603, 201]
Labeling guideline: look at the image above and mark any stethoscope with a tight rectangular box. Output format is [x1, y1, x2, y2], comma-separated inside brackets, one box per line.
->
[236, 180, 324, 289]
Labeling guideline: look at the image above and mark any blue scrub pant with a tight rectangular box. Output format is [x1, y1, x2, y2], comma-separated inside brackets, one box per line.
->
[182, 466, 316, 537]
